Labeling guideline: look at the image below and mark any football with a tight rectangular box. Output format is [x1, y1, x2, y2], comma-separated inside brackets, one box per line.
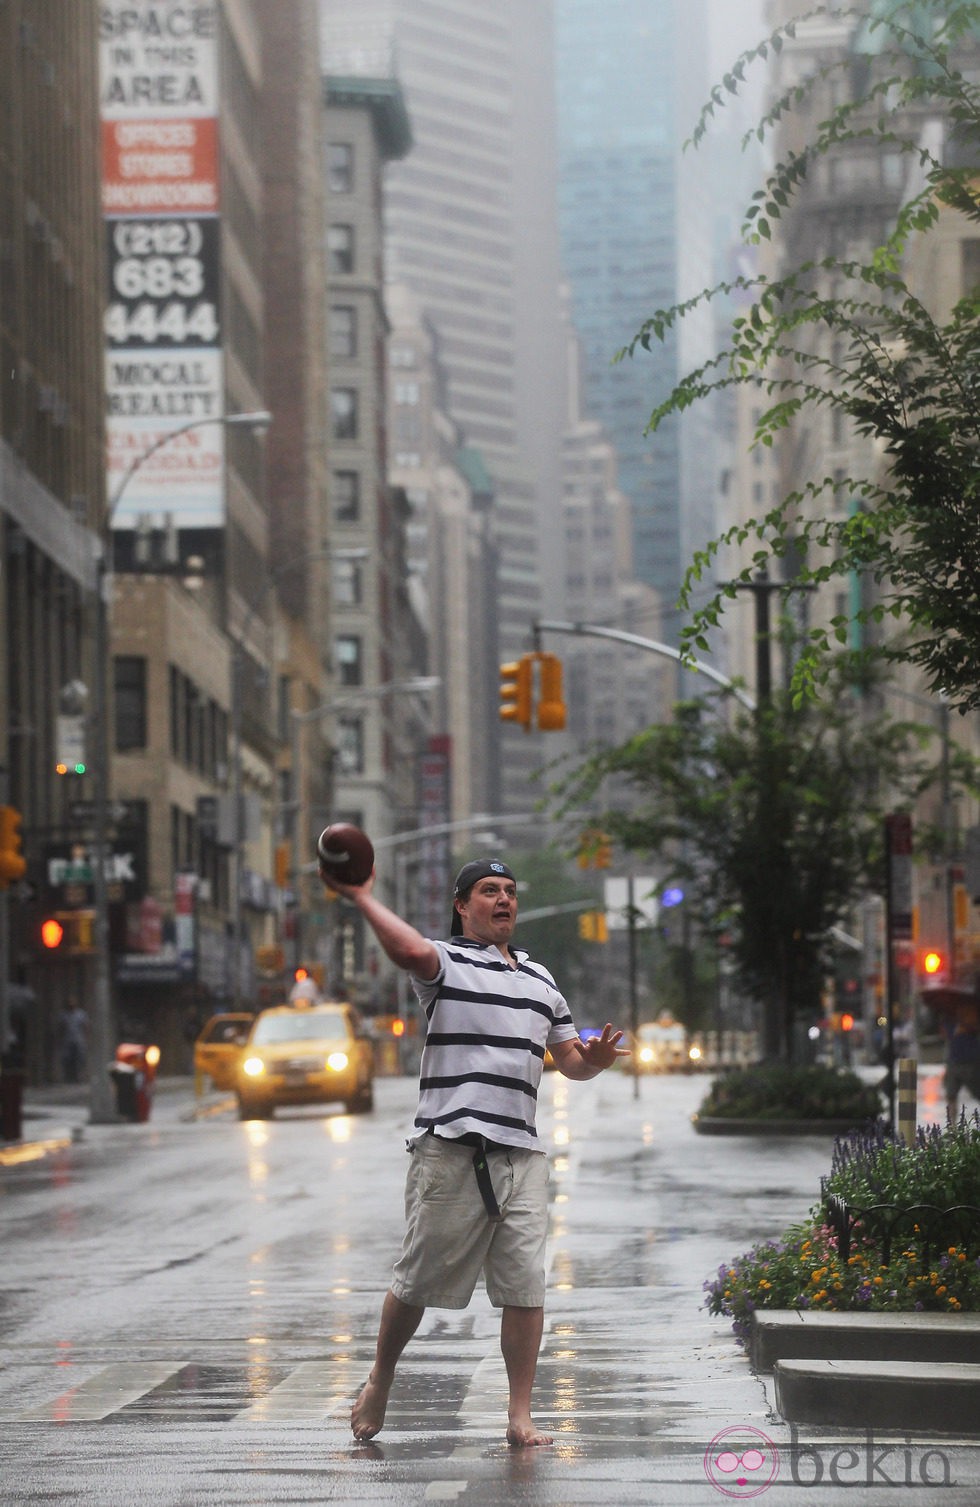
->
[316, 822, 375, 886]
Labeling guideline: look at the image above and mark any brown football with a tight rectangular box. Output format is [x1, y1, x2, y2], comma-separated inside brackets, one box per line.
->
[317, 822, 375, 886]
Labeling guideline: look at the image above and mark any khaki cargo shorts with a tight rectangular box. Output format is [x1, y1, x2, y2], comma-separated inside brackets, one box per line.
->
[390, 1133, 549, 1310]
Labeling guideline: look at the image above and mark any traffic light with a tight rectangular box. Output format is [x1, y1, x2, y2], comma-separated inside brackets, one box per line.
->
[0, 805, 26, 887]
[921, 948, 946, 979]
[38, 911, 95, 954]
[577, 827, 612, 869]
[499, 654, 533, 731]
[536, 652, 566, 731]
[577, 910, 608, 942]
[40, 917, 65, 950]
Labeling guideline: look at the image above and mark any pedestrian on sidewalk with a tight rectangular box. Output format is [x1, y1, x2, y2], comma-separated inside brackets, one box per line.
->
[58, 1000, 88, 1084]
[942, 995, 980, 1122]
[319, 855, 628, 1448]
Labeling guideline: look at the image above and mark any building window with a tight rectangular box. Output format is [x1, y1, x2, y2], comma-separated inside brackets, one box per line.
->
[328, 142, 353, 192]
[328, 223, 354, 274]
[333, 469, 360, 522]
[394, 380, 420, 405]
[331, 388, 358, 440]
[336, 717, 364, 774]
[114, 656, 147, 751]
[329, 305, 357, 359]
[335, 635, 362, 686]
[333, 556, 363, 606]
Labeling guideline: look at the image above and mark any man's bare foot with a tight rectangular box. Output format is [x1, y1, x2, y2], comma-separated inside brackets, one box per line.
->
[351, 1375, 390, 1441]
[506, 1416, 553, 1448]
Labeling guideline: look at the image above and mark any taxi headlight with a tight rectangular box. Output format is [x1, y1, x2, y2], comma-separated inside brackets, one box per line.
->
[243, 1056, 266, 1077]
[639, 1046, 655, 1064]
[688, 1045, 702, 1061]
[327, 1051, 349, 1073]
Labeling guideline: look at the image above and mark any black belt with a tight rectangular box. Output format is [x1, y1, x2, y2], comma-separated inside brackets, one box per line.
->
[425, 1130, 506, 1221]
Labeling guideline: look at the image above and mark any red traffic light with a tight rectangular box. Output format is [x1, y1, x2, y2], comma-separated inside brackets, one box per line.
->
[40, 917, 65, 949]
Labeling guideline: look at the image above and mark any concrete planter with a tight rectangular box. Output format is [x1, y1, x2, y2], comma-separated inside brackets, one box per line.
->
[692, 1114, 868, 1137]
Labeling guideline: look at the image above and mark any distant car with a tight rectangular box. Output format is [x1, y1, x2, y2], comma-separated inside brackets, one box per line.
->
[235, 1001, 375, 1120]
[634, 1016, 690, 1073]
[193, 1013, 254, 1091]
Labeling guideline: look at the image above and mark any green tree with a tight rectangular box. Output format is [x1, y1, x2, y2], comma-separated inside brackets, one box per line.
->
[623, 1, 980, 707]
[550, 667, 950, 1061]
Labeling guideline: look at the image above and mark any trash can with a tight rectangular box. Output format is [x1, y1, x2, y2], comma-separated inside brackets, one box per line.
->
[0, 1069, 24, 1141]
[108, 1043, 160, 1122]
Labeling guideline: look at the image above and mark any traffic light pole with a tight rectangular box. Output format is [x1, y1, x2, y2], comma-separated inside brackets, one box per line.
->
[88, 553, 116, 1121]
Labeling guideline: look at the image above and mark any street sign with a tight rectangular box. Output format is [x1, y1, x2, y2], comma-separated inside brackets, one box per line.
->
[69, 799, 140, 827]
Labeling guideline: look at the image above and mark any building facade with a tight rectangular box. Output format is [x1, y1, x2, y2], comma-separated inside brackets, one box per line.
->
[319, 0, 568, 822]
[1, 1, 106, 1080]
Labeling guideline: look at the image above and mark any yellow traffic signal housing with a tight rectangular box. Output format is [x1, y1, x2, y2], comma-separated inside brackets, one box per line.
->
[0, 805, 26, 887]
[536, 652, 566, 731]
[499, 654, 533, 731]
[577, 910, 608, 942]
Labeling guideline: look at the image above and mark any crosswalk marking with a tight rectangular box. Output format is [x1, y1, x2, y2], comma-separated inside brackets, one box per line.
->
[19, 1362, 182, 1422]
[232, 1363, 348, 1422]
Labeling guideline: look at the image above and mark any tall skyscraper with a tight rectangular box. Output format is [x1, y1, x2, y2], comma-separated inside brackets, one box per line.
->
[554, 0, 712, 644]
[320, 0, 567, 818]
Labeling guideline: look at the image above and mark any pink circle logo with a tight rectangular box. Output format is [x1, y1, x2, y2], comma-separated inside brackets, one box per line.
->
[704, 1426, 780, 1497]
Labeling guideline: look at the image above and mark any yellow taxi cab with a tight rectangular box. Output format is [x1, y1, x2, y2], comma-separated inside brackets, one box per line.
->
[235, 1001, 375, 1120]
[193, 1013, 254, 1091]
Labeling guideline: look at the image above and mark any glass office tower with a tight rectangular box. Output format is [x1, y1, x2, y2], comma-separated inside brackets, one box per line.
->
[555, 0, 711, 637]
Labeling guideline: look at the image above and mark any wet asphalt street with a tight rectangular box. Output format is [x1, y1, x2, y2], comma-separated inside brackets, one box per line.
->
[1, 1065, 979, 1505]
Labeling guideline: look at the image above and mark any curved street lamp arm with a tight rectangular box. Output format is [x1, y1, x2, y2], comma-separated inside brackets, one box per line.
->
[532, 619, 756, 711]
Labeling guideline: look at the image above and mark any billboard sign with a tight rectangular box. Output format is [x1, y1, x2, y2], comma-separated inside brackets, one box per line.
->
[99, 2, 224, 529]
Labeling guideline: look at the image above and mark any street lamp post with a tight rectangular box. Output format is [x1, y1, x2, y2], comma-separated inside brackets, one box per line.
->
[88, 411, 271, 1122]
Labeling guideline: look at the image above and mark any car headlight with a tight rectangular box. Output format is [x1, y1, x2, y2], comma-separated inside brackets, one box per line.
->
[639, 1046, 654, 1064]
[144, 1045, 161, 1068]
[242, 1056, 266, 1077]
[327, 1051, 349, 1072]
[688, 1045, 702, 1061]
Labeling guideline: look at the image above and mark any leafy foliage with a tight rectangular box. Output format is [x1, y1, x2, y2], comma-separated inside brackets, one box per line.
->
[623, 2, 980, 708]
[698, 1062, 884, 1121]
[705, 1112, 980, 1344]
[550, 661, 946, 1057]
[825, 1112, 980, 1206]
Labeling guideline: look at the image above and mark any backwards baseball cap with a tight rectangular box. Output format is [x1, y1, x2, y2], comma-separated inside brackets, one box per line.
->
[451, 859, 516, 935]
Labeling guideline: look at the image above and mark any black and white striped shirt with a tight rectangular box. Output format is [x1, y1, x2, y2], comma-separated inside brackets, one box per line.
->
[410, 937, 579, 1151]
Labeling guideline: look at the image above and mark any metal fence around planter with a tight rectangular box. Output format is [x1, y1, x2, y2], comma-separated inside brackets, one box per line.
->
[825, 1191, 980, 1266]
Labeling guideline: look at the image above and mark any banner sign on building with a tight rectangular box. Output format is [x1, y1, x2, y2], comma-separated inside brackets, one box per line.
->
[99, 2, 225, 528]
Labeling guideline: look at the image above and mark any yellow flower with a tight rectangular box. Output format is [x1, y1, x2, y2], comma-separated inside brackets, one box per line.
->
[949, 1296, 962, 1309]
[936, 1285, 947, 1296]
[873, 1276, 883, 1285]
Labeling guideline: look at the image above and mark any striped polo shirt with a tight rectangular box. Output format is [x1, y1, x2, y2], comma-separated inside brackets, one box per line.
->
[410, 937, 579, 1151]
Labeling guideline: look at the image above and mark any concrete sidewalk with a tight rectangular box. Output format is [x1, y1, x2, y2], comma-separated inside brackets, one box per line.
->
[0, 1074, 224, 1163]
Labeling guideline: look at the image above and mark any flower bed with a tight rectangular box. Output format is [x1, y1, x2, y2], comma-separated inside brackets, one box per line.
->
[704, 1112, 980, 1346]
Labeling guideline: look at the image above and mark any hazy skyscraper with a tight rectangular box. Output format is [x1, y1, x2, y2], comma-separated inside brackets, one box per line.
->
[320, 0, 567, 816]
[554, 0, 711, 641]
